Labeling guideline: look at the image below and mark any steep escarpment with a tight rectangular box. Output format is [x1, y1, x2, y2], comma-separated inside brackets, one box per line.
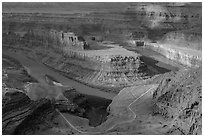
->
[151, 30, 202, 67]
[152, 67, 202, 135]
[145, 42, 202, 67]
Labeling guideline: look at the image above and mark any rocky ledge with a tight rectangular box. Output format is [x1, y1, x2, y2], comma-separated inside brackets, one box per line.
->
[145, 42, 201, 68]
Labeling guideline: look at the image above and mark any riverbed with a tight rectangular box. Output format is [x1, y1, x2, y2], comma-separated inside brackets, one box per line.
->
[124, 46, 185, 74]
[3, 50, 116, 100]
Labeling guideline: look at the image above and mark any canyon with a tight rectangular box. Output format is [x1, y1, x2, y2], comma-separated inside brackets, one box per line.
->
[2, 2, 202, 135]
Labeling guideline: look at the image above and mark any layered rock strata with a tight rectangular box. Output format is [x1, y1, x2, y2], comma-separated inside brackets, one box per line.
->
[125, 3, 201, 30]
[39, 45, 152, 87]
[2, 55, 84, 134]
[145, 42, 201, 67]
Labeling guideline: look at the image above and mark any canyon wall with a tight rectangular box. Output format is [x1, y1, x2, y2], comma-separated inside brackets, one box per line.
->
[152, 67, 202, 135]
[145, 42, 201, 68]
[126, 3, 201, 68]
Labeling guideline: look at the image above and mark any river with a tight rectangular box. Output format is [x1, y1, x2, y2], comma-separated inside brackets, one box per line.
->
[124, 46, 185, 74]
[3, 51, 116, 100]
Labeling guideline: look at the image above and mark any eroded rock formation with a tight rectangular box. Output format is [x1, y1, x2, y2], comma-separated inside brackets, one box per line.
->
[94, 55, 150, 86]
[49, 29, 88, 50]
[152, 67, 202, 135]
[39, 45, 152, 88]
[2, 55, 83, 134]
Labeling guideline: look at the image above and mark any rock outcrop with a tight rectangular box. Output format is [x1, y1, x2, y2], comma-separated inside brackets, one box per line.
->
[49, 29, 88, 50]
[145, 42, 202, 67]
[2, 55, 83, 134]
[12, 98, 55, 135]
[152, 67, 202, 135]
[93, 55, 150, 87]
[38, 45, 152, 88]
[2, 91, 34, 134]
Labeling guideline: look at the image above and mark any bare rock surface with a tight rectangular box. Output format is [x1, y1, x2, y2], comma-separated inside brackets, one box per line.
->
[145, 42, 202, 67]
[152, 67, 202, 134]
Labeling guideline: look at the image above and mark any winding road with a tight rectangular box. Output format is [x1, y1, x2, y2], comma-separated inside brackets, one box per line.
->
[56, 85, 157, 134]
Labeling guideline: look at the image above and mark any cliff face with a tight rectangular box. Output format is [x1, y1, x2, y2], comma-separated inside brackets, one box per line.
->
[152, 67, 202, 135]
[91, 55, 150, 87]
[145, 42, 202, 67]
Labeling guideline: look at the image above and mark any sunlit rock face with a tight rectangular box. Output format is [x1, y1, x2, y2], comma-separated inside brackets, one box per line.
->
[146, 42, 202, 68]
[152, 67, 202, 135]
[92, 55, 150, 87]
